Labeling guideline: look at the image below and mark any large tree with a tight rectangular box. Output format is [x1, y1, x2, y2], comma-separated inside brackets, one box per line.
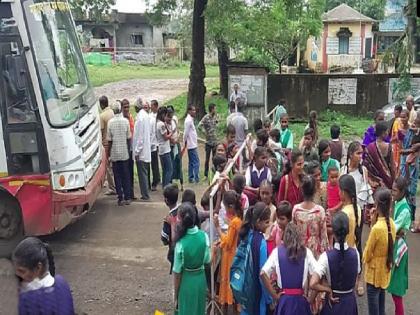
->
[148, 0, 246, 99]
[205, 0, 247, 98]
[69, 0, 115, 21]
[241, 0, 325, 73]
[325, 0, 386, 20]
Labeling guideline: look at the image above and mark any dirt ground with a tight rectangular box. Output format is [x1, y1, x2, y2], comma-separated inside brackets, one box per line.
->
[44, 144, 209, 315]
[2, 79, 420, 315]
[94, 78, 189, 105]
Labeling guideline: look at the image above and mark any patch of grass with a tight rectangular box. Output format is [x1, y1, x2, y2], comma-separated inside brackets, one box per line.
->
[291, 110, 371, 145]
[87, 63, 219, 87]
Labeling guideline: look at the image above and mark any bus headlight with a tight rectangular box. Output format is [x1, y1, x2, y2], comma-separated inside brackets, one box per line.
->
[53, 170, 86, 190]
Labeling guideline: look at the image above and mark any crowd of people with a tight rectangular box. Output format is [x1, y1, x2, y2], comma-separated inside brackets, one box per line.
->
[99, 95, 205, 205]
[160, 96, 419, 315]
[5, 93, 420, 315]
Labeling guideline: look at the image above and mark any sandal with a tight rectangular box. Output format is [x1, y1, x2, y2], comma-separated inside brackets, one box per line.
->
[410, 227, 420, 233]
[357, 286, 365, 296]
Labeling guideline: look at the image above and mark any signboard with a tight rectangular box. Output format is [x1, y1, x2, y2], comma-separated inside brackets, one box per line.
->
[328, 78, 358, 105]
[229, 75, 265, 105]
[379, 0, 407, 32]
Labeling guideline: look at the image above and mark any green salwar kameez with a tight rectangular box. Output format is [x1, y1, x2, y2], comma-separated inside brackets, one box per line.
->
[387, 198, 412, 297]
[173, 226, 210, 315]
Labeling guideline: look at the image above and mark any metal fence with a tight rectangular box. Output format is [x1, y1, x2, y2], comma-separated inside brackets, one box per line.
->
[83, 46, 221, 65]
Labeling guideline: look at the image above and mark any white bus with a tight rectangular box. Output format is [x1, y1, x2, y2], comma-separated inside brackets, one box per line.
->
[0, 0, 106, 256]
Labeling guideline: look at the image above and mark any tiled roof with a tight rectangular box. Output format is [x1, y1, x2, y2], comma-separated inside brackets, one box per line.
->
[323, 3, 375, 23]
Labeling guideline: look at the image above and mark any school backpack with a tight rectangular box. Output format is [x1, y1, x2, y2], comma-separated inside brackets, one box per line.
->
[230, 231, 257, 311]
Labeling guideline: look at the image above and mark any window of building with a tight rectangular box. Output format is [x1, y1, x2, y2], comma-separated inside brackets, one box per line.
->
[337, 27, 352, 55]
[131, 34, 143, 46]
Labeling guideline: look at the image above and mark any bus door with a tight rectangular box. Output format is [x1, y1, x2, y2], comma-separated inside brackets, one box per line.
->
[0, 20, 49, 177]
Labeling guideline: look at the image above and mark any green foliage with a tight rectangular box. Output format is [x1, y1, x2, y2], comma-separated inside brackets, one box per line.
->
[382, 0, 415, 100]
[87, 63, 219, 87]
[239, 0, 325, 71]
[237, 47, 278, 71]
[69, 0, 115, 22]
[69, 0, 115, 21]
[325, 0, 386, 20]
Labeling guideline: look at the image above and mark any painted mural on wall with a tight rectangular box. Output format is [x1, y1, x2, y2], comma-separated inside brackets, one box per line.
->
[328, 78, 358, 104]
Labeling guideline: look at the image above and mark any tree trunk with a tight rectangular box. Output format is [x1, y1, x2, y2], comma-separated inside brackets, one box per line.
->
[187, 0, 207, 120]
[217, 40, 229, 99]
[407, 0, 416, 65]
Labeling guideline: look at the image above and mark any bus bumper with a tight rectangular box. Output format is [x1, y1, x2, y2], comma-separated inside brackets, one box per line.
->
[51, 150, 107, 231]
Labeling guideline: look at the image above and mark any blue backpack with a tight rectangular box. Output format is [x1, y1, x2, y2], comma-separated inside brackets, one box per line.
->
[230, 231, 257, 311]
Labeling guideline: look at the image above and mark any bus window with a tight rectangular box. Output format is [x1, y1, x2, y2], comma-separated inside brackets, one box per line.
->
[9, 132, 40, 174]
[0, 41, 36, 124]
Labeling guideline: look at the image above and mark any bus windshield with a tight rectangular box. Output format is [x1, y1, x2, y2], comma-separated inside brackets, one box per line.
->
[23, 1, 93, 127]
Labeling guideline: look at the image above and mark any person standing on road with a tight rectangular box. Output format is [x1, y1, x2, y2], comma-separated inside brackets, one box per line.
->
[133, 97, 151, 201]
[173, 202, 210, 315]
[167, 105, 184, 191]
[231, 103, 248, 147]
[183, 104, 200, 184]
[99, 95, 116, 195]
[107, 101, 132, 206]
[362, 110, 390, 148]
[122, 99, 136, 201]
[363, 188, 396, 315]
[156, 106, 173, 189]
[149, 99, 160, 191]
[198, 103, 219, 181]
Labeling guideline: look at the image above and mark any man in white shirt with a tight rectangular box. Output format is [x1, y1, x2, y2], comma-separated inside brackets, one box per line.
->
[149, 100, 160, 191]
[183, 105, 200, 183]
[229, 84, 247, 105]
[133, 97, 151, 201]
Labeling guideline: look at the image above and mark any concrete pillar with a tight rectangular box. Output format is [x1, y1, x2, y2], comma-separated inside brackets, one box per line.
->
[322, 23, 328, 72]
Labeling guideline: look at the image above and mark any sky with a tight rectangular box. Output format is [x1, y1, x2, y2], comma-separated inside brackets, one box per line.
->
[112, 0, 157, 13]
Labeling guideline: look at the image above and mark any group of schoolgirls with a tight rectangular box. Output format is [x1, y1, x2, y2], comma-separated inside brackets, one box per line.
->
[164, 105, 412, 315]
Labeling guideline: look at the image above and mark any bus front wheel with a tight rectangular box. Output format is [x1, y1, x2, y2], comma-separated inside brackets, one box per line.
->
[0, 192, 24, 259]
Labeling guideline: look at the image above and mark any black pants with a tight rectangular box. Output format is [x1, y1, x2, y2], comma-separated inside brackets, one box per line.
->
[128, 152, 134, 199]
[149, 149, 160, 189]
[112, 160, 130, 202]
[204, 143, 217, 178]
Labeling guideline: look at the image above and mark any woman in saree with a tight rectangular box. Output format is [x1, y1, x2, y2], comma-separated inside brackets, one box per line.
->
[390, 105, 403, 170]
[272, 103, 287, 130]
[363, 121, 396, 191]
[362, 110, 390, 148]
[393, 109, 410, 174]
[400, 115, 420, 232]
